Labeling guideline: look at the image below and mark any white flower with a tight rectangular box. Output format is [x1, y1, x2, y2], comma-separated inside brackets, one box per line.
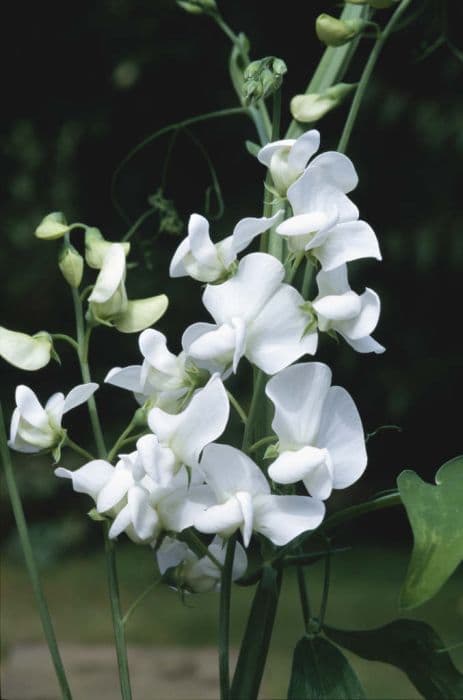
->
[88, 243, 168, 333]
[265, 362, 367, 500]
[105, 329, 202, 412]
[275, 155, 381, 270]
[257, 130, 321, 196]
[169, 211, 283, 283]
[147, 374, 230, 470]
[156, 535, 247, 593]
[313, 265, 385, 354]
[9, 383, 98, 454]
[0, 327, 53, 371]
[194, 444, 325, 547]
[55, 434, 215, 543]
[182, 253, 317, 376]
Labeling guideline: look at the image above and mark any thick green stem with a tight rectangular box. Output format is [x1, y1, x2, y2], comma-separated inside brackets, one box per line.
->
[297, 566, 311, 634]
[337, 0, 414, 154]
[242, 369, 267, 452]
[105, 532, 133, 700]
[219, 536, 236, 700]
[0, 405, 73, 699]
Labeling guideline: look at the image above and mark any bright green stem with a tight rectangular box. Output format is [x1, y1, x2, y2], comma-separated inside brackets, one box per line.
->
[51, 333, 79, 352]
[64, 435, 95, 462]
[70, 287, 106, 458]
[0, 405, 73, 700]
[247, 435, 276, 454]
[104, 532, 133, 700]
[219, 536, 237, 700]
[107, 415, 140, 463]
[337, 0, 414, 154]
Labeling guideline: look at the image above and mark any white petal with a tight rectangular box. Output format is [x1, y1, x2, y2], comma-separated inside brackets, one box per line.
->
[309, 151, 358, 192]
[268, 446, 329, 485]
[136, 434, 177, 486]
[302, 460, 334, 501]
[0, 328, 52, 371]
[114, 294, 168, 333]
[139, 329, 178, 375]
[337, 288, 381, 340]
[188, 213, 220, 269]
[185, 323, 236, 371]
[265, 362, 331, 449]
[128, 484, 159, 540]
[89, 244, 126, 303]
[316, 220, 381, 271]
[156, 537, 189, 574]
[169, 236, 191, 278]
[45, 392, 65, 426]
[315, 265, 349, 297]
[63, 383, 99, 414]
[257, 139, 295, 167]
[105, 366, 143, 392]
[55, 460, 114, 500]
[343, 335, 385, 354]
[15, 386, 49, 429]
[253, 495, 325, 546]
[97, 468, 133, 513]
[202, 253, 284, 325]
[276, 211, 335, 238]
[287, 130, 320, 172]
[246, 285, 318, 375]
[313, 291, 362, 322]
[109, 505, 132, 539]
[228, 211, 284, 262]
[317, 386, 367, 490]
[208, 539, 248, 581]
[8, 408, 39, 453]
[200, 443, 270, 500]
[236, 491, 254, 547]
[288, 167, 358, 222]
[159, 484, 216, 532]
[194, 496, 244, 538]
[149, 375, 229, 467]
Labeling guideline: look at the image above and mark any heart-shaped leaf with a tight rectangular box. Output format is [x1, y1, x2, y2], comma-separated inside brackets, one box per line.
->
[325, 619, 463, 700]
[288, 635, 365, 700]
[397, 455, 463, 609]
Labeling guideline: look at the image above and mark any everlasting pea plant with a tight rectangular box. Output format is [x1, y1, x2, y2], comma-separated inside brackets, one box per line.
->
[1, 2, 462, 700]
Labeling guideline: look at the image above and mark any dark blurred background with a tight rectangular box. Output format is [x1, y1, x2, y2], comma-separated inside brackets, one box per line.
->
[1, 0, 462, 578]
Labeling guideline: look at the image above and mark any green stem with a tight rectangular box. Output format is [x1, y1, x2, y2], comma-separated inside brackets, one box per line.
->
[182, 528, 223, 570]
[227, 391, 248, 424]
[285, 252, 305, 285]
[64, 436, 95, 462]
[51, 333, 79, 352]
[122, 208, 157, 242]
[297, 566, 311, 634]
[219, 536, 236, 700]
[247, 435, 275, 454]
[107, 415, 140, 463]
[122, 578, 161, 626]
[242, 369, 267, 452]
[0, 404, 73, 700]
[323, 492, 401, 533]
[318, 544, 332, 630]
[301, 259, 315, 299]
[104, 531, 133, 700]
[337, 0, 414, 154]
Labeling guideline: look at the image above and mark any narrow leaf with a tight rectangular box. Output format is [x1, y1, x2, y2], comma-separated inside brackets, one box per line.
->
[397, 456, 463, 609]
[288, 635, 365, 700]
[325, 619, 463, 700]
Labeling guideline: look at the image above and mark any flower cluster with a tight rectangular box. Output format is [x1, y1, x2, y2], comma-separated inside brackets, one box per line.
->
[7, 129, 383, 592]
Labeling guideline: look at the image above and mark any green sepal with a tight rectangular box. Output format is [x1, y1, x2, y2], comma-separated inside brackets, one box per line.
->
[325, 620, 463, 700]
[245, 140, 261, 157]
[88, 508, 109, 523]
[397, 456, 463, 609]
[263, 443, 279, 460]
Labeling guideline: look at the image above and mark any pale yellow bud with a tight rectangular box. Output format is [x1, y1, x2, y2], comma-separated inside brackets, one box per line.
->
[35, 212, 70, 240]
[315, 14, 364, 47]
[58, 244, 84, 288]
[291, 83, 356, 123]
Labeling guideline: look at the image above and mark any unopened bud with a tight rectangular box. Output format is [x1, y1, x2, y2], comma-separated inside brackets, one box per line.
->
[176, 0, 217, 15]
[85, 227, 130, 269]
[242, 56, 287, 106]
[346, 0, 397, 7]
[315, 14, 364, 47]
[35, 212, 70, 240]
[291, 83, 356, 123]
[58, 244, 84, 288]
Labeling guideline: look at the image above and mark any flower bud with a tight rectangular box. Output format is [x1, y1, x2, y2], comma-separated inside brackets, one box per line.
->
[242, 56, 287, 106]
[346, 0, 397, 7]
[315, 14, 364, 47]
[176, 0, 217, 15]
[0, 327, 54, 371]
[85, 227, 130, 269]
[35, 212, 70, 240]
[58, 243, 84, 288]
[290, 83, 356, 123]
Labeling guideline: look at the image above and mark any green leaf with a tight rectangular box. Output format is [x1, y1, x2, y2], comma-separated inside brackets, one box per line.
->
[397, 456, 463, 609]
[231, 565, 281, 700]
[325, 620, 463, 700]
[288, 635, 365, 700]
[245, 140, 261, 157]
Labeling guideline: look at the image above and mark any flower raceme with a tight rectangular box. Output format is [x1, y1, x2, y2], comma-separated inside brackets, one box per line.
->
[9, 383, 98, 455]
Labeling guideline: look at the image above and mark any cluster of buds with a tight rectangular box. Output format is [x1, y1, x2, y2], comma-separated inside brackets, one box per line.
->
[242, 56, 287, 106]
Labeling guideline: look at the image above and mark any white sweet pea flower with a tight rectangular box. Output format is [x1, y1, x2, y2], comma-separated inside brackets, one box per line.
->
[148, 374, 230, 470]
[169, 211, 283, 283]
[8, 383, 98, 454]
[0, 327, 54, 371]
[194, 444, 325, 547]
[182, 253, 317, 376]
[275, 155, 381, 270]
[156, 535, 247, 593]
[265, 362, 367, 500]
[313, 265, 385, 354]
[105, 329, 207, 412]
[257, 129, 321, 196]
[56, 433, 215, 543]
[88, 243, 168, 333]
